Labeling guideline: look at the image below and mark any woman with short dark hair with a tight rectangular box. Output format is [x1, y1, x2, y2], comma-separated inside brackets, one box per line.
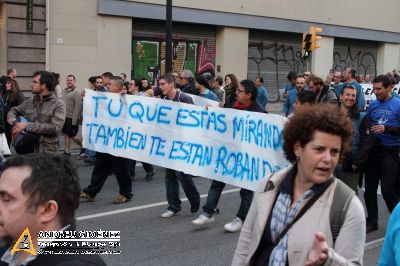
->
[232, 104, 365, 266]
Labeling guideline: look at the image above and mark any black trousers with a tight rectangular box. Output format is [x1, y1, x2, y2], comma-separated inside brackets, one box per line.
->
[364, 145, 400, 225]
[202, 180, 254, 221]
[83, 152, 133, 198]
[126, 159, 154, 177]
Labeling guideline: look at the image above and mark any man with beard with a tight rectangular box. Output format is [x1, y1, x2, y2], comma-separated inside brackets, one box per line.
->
[308, 74, 338, 105]
[282, 76, 306, 117]
[7, 71, 66, 153]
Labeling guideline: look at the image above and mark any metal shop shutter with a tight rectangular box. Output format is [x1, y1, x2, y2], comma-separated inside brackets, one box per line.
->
[248, 30, 310, 101]
[132, 19, 216, 80]
[333, 38, 378, 78]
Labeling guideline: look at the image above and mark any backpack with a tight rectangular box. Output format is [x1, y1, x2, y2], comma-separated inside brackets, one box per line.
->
[329, 179, 355, 241]
[264, 175, 355, 241]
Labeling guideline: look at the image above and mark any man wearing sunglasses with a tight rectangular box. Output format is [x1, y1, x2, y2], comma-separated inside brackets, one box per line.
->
[178, 69, 198, 95]
[193, 80, 266, 233]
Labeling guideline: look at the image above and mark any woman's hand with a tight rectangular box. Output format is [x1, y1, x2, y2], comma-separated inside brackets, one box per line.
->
[306, 232, 329, 266]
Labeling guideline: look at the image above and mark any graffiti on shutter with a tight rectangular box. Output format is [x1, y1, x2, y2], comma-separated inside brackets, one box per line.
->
[248, 41, 308, 102]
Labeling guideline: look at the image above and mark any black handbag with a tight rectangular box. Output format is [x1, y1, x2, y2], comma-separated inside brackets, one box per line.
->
[12, 116, 40, 154]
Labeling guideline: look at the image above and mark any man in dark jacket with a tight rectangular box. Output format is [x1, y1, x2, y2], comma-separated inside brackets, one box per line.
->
[0, 153, 106, 266]
[354, 75, 400, 233]
[178, 69, 198, 95]
[308, 75, 338, 105]
[192, 80, 266, 232]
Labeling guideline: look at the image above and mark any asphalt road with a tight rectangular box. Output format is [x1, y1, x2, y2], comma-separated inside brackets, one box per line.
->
[70, 155, 389, 266]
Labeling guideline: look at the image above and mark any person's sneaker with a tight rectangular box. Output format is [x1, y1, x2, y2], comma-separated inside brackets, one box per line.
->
[144, 172, 154, 182]
[161, 210, 180, 218]
[192, 214, 215, 225]
[80, 192, 95, 202]
[113, 194, 131, 204]
[63, 151, 71, 156]
[224, 217, 243, 232]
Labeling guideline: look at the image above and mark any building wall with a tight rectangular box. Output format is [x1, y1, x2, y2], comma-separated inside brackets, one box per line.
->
[2, 0, 46, 92]
[128, 0, 400, 33]
[377, 43, 400, 75]
[311, 36, 334, 78]
[216, 27, 248, 81]
[0, 3, 7, 76]
[49, 0, 131, 89]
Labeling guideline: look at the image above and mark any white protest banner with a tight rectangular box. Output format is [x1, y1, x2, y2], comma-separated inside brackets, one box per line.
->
[82, 90, 289, 191]
[189, 94, 220, 107]
[362, 83, 400, 109]
[361, 83, 374, 109]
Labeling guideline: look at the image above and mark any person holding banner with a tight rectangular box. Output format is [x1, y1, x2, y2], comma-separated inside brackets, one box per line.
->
[192, 80, 266, 232]
[159, 73, 201, 218]
[232, 104, 365, 266]
[80, 76, 133, 204]
[126, 78, 155, 182]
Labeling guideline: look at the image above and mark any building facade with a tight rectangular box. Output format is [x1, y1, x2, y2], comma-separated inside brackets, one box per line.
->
[1, 0, 399, 100]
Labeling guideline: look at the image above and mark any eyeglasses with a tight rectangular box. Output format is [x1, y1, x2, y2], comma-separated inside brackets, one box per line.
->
[236, 89, 246, 94]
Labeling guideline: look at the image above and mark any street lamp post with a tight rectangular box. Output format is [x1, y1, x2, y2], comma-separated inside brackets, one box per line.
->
[165, 0, 173, 73]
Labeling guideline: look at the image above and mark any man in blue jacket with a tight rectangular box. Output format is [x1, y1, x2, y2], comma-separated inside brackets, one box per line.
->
[362, 75, 400, 233]
[282, 76, 306, 117]
[337, 67, 366, 110]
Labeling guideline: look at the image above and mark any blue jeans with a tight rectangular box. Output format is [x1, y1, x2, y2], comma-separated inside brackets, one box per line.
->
[202, 180, 254, 221]
[165, 168, 200, 213]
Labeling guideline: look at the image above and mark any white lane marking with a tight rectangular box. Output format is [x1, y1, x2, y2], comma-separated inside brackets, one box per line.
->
[365, 237, 385, 250]
[77, 188, 385, 249]
[77, 188, 241, 221]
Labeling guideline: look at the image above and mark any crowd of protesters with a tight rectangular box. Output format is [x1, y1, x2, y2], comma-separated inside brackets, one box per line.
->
[0, 66, 400, 265]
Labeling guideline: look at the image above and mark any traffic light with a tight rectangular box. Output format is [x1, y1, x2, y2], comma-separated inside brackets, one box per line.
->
[310, 26, 322, 50]
[302, 33, 312, 59]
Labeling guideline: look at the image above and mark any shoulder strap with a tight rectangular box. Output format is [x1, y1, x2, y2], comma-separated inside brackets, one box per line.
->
[330, 179, 355, 241]
[274, 178, 334, 244]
